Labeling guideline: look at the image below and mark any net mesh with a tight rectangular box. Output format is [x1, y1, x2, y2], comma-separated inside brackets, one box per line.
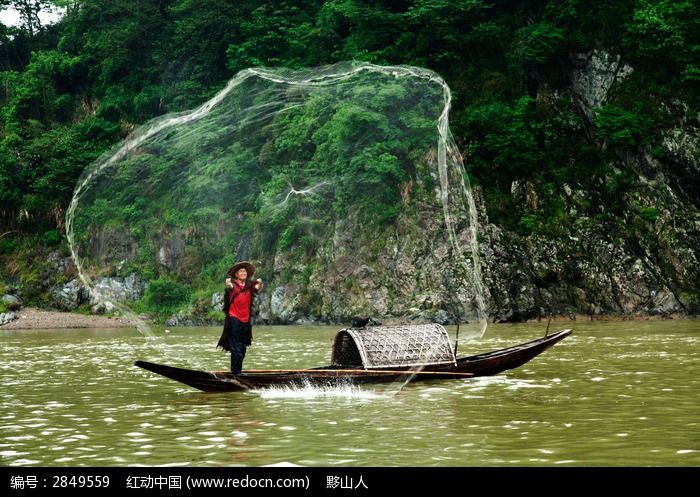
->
[66, 62, 487, 337]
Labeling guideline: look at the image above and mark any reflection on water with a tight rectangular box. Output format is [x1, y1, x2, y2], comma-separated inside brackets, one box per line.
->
[1, 320, 699, 466]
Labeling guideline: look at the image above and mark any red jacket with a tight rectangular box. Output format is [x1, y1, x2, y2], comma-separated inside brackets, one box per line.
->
[217, 281, 258, 351]
[223, 280, 257, 323]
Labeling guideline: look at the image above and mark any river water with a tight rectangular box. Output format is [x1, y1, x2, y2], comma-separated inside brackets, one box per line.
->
[1, 319, 698, 467]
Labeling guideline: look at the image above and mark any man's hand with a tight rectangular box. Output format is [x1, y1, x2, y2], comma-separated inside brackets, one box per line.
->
[225, 277, 234, 289]
[253, 278, 263, 291]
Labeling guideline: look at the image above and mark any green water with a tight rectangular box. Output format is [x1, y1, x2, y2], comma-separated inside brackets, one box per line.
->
[1, 320, 699, 466]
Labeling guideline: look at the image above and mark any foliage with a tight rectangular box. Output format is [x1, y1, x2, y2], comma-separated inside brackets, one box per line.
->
[143, 278, 191, 313]
[1, 0, 698, 309]
[595, 104, 655, 149]
[639, 206, 658, 222]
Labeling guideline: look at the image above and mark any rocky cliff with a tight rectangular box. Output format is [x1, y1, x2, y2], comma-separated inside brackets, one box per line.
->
[253, 50, 699, 324]
[2, 51, 698, 326]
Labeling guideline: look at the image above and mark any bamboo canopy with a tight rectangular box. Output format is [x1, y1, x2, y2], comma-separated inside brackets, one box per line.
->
[331, 324, 456, 369]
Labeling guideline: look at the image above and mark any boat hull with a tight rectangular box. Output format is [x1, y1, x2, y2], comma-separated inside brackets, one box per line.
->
[135, 329, 572, 392]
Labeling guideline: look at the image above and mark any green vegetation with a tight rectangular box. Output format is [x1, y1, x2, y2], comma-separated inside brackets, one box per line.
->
[143, 278, 191, 315]
[639, 206, 659, 222]
[1, 0, 698, 315]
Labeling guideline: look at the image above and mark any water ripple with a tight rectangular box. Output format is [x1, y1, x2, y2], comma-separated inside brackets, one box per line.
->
[1, 323, 700, 466]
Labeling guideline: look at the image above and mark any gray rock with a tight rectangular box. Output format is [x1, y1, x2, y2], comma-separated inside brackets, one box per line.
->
[211, 292, 224, 312]
[571, 49, 633, 121]
[270, 285, 300, 323]
[649, 289, 683, 314]
[46, 251, 76, 275]
[90, 274, 147, 304]
[165, 312, 186, 327]
[0, 311, 17, 326]
[50, 274, 146, 313]
[435, 310, 451, 325]
[50, 279, 86, 311]
[2, 294, 22, 311]
[662, 105, 700, 178]
[90, 301, 117, 315]
[156, 237, 184, 271]
[165, 310, 219, 327]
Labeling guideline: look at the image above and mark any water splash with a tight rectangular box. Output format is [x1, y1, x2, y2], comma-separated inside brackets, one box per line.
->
[255, 380, 387, 400]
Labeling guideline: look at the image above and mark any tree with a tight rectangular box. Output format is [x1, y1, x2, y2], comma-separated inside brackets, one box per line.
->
[0, 1, 54, 37]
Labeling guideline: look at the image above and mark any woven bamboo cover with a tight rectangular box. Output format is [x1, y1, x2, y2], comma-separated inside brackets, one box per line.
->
[333, 324, 456, 369]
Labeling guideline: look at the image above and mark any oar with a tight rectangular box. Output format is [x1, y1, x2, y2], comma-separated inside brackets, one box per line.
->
[544, 313, 552, 337]
[453, 320, 461, 356]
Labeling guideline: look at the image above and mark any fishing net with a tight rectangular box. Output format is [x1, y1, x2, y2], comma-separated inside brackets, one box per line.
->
[67, 62, 487, 337]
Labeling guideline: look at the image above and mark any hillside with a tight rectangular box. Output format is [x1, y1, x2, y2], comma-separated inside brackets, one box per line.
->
[1, 0, 698, 324]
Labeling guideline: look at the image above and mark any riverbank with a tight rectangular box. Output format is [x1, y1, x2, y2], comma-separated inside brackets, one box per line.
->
[0, 306, 695, 331]
[524, 312, 692, 324]
[0, 307, 134, 330]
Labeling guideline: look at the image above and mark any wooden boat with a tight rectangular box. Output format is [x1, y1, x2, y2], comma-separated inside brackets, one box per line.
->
[135, 326, 572, 392]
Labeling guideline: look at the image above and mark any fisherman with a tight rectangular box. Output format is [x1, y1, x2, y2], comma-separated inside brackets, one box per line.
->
[217, 261, 263, 374]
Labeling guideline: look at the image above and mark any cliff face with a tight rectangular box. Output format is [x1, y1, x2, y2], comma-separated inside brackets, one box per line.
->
[479, 51, 699, 320]
[255, 50, 700, 324]
[257, 203, 468, 325]
[3, 51, 698, 326]
[480, 185, 699, 321]
[255, 176, 698, 324]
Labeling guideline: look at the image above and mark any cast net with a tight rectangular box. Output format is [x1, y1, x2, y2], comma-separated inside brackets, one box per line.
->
[66, 62, 487, 339]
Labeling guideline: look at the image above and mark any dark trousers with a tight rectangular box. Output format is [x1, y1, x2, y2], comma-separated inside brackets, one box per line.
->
[227, 316, 252, 374]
